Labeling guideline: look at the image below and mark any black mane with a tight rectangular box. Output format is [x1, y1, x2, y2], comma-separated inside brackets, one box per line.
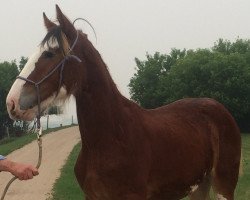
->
[41, 26, 66, 53]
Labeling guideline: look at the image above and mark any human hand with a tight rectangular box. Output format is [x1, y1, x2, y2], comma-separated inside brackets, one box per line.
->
[9, 162, 39, 180]
[0, 159, 39, 180]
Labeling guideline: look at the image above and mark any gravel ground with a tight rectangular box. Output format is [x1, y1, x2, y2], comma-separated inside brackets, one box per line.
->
[0, 126, 81, 200]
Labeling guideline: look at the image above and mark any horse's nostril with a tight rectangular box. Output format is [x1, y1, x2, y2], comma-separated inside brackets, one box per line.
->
[6, 99, 18, 117]
[10, 100, 16, 111]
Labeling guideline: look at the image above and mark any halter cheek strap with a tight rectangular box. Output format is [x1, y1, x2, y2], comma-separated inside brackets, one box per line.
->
[16, 31, 82, 129]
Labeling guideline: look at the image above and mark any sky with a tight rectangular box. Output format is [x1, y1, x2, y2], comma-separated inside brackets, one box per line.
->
[0, 0, 250, 99]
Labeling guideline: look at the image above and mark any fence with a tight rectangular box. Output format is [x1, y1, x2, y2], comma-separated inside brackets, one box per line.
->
[34, 114, 78, 130]
[1, 114, 78, 140]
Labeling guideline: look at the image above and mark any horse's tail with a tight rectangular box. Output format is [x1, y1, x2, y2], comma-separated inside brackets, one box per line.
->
[206, 99, 241, 199]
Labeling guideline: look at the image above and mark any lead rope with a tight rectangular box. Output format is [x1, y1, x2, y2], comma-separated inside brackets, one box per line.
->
[0, 127, 43, 200]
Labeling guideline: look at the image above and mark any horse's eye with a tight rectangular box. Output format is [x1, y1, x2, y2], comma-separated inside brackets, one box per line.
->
[43, 51, 55, 58]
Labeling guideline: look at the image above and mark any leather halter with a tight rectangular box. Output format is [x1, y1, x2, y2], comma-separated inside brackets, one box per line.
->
[16, 31, 82, 129]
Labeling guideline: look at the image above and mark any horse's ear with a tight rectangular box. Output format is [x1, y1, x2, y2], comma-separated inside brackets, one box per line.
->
[56, 5, 76, 40]
[43, 13, 57, 30]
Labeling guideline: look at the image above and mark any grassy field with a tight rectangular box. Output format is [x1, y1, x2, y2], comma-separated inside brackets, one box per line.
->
[235, 134, 250, 199]
[0, 125, 76, 156]
[50, 134, 250, 200]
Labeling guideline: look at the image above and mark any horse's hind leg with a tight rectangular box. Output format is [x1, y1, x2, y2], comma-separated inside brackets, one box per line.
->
[211, 165, 239, 200]
[210, 139, 240, 200]
[189, 175, 211, 200]
[211, 121, 241, 200]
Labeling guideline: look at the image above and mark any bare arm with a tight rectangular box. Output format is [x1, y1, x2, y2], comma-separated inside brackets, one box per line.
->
[0, 158, 39, 180]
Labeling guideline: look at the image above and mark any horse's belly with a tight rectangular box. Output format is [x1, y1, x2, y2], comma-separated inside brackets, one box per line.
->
[147, 171, 208, 200]
[147, 142, 213, 199]
[147, 180, 197, 199]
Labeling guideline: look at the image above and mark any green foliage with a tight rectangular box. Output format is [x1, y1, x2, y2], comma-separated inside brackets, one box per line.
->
[129, 49, 186, 108]
[0, 61, 19, 138]
[19, 56, 28, 72]
[129, 39, 250, 131]
[0, 57, 29, 139]
[235, 134, 250, 199]
[48, 106, 63, 115]
[0, 132, 36, 156]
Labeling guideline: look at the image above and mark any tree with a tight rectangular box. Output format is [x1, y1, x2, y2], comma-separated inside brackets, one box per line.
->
[19, 56, 28, 72]
[48, 106, 63, 115]
[163, 49, 250, 130]
[213, 38, 250, 55]
[0, 61, 19, 138]
[129, 39, 250, 132]
[0, 57, 29, 139]
[129, 49, 186, 108]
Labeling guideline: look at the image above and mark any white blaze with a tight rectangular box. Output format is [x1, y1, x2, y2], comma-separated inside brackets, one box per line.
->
[7, 48, 43, 102]
[6, 38, 68, 121]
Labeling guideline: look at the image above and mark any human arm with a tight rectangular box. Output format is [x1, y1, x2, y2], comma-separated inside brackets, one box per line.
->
[0, 156, 39, 180]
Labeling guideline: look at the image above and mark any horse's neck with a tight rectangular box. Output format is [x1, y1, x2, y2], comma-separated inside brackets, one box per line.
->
[75, 40, 129, 148]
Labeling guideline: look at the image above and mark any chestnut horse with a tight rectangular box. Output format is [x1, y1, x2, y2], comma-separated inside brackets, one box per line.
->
[6, 5, 241, 200]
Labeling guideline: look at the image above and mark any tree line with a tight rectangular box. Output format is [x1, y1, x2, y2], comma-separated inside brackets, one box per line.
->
[129, 39, 250, 132]
[0, 57, 27, 139]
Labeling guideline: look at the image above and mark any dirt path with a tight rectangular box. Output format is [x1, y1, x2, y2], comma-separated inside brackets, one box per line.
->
[0, 126, 81, 200]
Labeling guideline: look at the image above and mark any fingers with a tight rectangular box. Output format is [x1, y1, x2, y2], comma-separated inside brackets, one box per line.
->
[18, 171, 33, 181]
[13, 164, 39, 180]
[30, 166, 39, 176]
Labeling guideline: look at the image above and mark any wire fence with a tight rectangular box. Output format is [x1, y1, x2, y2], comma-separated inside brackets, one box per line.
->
[1, 114, 78, 140]
[36, 114, 78, 130]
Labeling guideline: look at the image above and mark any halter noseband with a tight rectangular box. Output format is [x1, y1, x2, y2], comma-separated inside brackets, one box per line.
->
[16, 31, 82, 129]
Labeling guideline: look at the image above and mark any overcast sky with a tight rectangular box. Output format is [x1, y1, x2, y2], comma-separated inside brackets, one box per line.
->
[0, 0, 250, 98]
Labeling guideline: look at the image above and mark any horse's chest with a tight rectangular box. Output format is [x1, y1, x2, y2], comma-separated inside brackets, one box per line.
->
[83, 170, 109, 200]
[82, 159, 122, 200]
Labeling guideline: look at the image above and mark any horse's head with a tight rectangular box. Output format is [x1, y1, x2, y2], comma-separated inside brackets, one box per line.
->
[6, 5, 83, 121]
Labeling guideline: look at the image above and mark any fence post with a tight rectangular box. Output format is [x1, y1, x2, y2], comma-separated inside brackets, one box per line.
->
[47, 115, 49, 130]
[6, 126, 10, 139]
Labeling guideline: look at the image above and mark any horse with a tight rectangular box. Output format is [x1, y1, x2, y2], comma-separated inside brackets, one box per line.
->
[6, 5, 241, 200]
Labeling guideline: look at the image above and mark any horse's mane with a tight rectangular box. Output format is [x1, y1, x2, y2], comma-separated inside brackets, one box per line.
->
[41, 26, 70, 55]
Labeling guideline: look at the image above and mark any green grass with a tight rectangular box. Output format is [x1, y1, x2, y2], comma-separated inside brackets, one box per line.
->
[0, 125, 76, 156]
[235, 134, 250, 199]
[48, 142, 83, 200]
[50, 134, 250, 200]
